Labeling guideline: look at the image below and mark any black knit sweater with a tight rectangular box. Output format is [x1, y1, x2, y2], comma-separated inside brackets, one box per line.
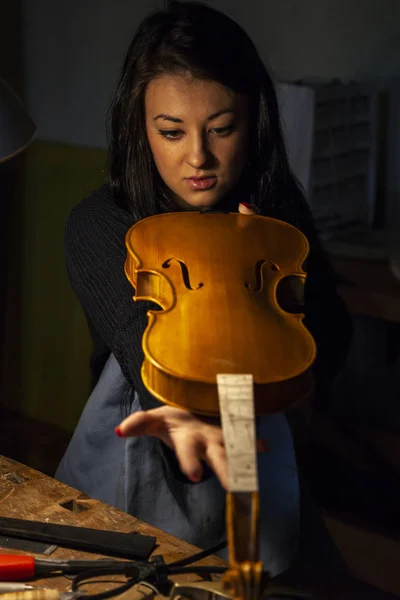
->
[64, 184, 353, 411]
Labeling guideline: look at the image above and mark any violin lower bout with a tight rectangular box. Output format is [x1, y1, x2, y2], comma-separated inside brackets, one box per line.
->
[141, 359, 314, 416]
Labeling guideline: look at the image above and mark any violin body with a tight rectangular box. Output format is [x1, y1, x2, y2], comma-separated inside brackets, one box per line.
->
[125, 212, 316, 416]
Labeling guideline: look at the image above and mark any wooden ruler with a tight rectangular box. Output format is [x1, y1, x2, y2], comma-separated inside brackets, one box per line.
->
[217, 374, 258, 493]
[217, 374, 262, 600]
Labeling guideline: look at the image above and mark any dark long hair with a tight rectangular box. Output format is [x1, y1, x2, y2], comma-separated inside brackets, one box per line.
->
[107, 1, 308, 228]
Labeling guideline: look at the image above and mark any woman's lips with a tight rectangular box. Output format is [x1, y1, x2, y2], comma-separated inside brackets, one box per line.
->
[186, 176, 217, 190]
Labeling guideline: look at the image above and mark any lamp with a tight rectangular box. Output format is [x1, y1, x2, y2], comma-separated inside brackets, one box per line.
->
[0, 75, 36, 164]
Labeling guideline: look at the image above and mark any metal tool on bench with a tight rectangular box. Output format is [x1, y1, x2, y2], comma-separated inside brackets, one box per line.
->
[0, 517, 156, 560]
[0, 584, 35, 593]
[0, 552, 310, 600]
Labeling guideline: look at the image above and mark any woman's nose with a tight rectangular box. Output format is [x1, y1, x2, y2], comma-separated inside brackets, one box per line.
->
[186, 134, 209, 168]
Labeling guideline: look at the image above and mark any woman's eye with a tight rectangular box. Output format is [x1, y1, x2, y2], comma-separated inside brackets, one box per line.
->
[158, 126, 233, 140]
[210, 126, 233, 136]
[159, 130, 183, 140]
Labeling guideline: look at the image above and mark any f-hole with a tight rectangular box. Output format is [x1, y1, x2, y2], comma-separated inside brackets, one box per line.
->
[245, 259, 279, 293]
[162, 258, 204, 291]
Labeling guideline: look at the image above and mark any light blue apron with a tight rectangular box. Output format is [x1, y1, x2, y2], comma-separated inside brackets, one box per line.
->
[56, 354, 344, 577]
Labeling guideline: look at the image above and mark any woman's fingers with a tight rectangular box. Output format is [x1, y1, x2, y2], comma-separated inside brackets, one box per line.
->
[116, 410, 164, 437]
[204, 442, 229, 491]
[174, 434, 204, 482]
[256, 439, 270, 453]
[238, 202, 259, 215]
[115, 405, 267, 490]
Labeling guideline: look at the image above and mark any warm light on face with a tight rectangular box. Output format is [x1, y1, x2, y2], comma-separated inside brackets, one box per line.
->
[145, 74, 249, 210]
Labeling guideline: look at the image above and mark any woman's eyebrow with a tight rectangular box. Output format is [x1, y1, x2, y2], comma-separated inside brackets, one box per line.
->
[153, 113, 183, 123]
[153, 108, 234, 123]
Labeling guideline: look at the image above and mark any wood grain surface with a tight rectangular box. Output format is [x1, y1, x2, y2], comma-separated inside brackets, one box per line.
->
[0, 456, 226, 599]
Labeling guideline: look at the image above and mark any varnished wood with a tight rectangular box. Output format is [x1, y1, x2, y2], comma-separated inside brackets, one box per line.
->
[125, 212, 316, 417]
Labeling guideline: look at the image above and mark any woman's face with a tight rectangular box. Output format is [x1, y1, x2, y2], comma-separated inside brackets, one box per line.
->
[145, 74, 249, 210]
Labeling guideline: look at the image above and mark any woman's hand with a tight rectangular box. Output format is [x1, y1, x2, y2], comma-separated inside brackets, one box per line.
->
[116, 405, 228, 489]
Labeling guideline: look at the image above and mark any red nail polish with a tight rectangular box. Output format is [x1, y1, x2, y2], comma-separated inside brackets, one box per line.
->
[115, 426, 124, 437]
[256, 439, 270, 453]
[240, 202, 252, 209]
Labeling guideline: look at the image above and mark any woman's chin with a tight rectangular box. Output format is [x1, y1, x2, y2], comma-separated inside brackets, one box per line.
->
[175, 191, 224, 211]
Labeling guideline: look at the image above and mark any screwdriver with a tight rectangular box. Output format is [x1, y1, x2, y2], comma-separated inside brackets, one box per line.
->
[0, 554, 130, 581]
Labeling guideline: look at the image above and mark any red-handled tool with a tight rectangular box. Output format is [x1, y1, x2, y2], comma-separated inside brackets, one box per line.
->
[0, 555, 132, 582]
[0, 557, 35, 582]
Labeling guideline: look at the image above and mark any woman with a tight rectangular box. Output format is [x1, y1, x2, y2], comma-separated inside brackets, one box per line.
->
[56, 1, 352, 577]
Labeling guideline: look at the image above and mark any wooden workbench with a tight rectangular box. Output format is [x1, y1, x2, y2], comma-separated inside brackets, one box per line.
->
[0, 455, 225, 599]
[0, 455, 398, 599]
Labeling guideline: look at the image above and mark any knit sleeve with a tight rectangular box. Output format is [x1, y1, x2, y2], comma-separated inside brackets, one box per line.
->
[64, 192, 161, 410]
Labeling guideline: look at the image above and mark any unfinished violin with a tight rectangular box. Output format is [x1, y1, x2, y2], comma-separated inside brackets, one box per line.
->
[124, 211, 316, 417]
